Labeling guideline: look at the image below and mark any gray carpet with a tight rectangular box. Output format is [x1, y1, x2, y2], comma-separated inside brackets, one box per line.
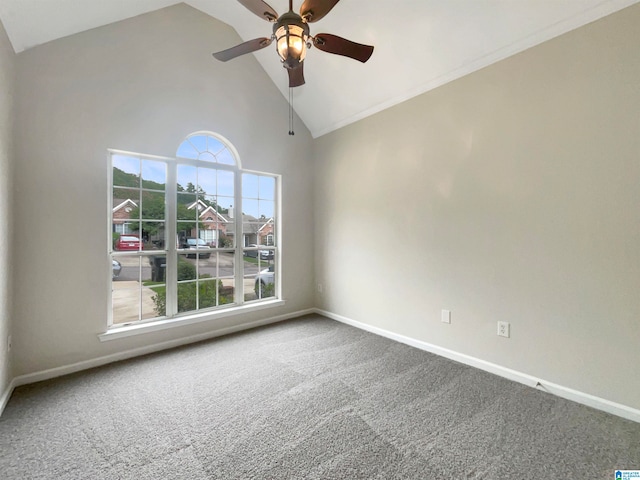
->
[1, 314, 639, 479]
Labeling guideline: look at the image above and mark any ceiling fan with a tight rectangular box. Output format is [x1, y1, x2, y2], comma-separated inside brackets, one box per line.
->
[212, 0, 374, 88]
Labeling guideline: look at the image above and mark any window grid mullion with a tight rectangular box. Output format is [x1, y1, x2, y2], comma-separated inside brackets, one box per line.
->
[166, 161, 178, 317]
[234, 172, 244, 305]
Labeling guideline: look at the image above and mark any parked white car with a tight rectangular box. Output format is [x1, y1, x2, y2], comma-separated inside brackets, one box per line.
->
[254, 265, 274, 298]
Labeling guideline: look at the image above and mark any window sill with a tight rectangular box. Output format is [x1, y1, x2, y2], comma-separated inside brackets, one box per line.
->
[99, 299, 285, 342]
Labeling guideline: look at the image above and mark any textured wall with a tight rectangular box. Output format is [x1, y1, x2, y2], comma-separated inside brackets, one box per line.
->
[0, 18, 15, 399]
[12, 4, 314, 375]
[313, 5, 640, 410]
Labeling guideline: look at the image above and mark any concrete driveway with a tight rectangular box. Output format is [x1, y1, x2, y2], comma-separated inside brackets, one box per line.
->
[112, 280, 157, 324]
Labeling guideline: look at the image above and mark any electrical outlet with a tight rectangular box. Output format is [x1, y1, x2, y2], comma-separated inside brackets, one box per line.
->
[497, 321, 510, 338]
[441, 309, 451, 324]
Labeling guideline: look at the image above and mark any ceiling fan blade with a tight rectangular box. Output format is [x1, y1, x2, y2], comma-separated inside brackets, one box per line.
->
[237, 0, 278, 22]
[288, 64, 305, 87]
[313, 34, 374, 63]
[300, 0, 340, 22]
[212, 37, 272, 62]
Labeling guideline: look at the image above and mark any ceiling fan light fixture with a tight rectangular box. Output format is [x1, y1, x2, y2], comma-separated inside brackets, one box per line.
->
[274, 13, 310, 69]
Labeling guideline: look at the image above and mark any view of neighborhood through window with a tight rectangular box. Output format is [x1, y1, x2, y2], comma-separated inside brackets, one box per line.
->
[110, 133, 278, 327]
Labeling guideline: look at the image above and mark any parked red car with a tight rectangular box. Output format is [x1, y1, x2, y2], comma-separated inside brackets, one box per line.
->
[115, 235, 143, 251]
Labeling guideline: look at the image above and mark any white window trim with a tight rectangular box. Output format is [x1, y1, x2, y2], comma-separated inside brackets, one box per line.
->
[99, 298, 285, 341]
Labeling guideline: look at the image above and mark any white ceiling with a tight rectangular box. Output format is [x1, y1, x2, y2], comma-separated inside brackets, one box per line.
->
[0, 0, 637, 137]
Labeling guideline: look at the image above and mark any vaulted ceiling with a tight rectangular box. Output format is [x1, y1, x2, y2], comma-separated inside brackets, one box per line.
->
[1, 0, 637, 137]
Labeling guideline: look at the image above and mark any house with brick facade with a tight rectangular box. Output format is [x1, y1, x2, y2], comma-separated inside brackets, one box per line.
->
[187, 200, 274, 248]
[257, 217, 274, 246]
[112, 198, 138, 234]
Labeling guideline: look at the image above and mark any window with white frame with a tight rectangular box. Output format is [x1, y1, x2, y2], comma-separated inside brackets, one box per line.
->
[109, 132, 279, 328]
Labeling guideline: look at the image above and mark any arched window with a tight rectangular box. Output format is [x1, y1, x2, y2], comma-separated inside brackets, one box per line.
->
[176, 132, 238, 166]
[108, 132, 280, 333]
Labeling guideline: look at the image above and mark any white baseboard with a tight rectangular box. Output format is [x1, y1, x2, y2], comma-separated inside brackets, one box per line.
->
[0, 377, 17, 415]
[314, 308, 640, 424]
[0, 308, 315, 417]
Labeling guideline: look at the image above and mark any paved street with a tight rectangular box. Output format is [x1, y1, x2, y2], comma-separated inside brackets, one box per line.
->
[114, 252, 266, 282]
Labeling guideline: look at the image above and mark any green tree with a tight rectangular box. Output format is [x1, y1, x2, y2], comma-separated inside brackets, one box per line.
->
[112, 167, 164, 190]
[128, 191, 203, 238]
[177, 203, 204, 234]
[128, 191, 165, 238]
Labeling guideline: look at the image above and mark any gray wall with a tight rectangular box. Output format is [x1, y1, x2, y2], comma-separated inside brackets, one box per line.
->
[12, 4, 314, 375]
[313, 6, 640, 410]
[0, 19, 15, 400]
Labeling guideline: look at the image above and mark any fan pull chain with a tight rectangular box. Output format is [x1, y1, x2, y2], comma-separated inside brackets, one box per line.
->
[288, 87, 295, 136]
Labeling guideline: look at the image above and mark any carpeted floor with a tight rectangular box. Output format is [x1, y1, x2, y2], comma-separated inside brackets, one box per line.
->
[1, 314, 639, 479]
